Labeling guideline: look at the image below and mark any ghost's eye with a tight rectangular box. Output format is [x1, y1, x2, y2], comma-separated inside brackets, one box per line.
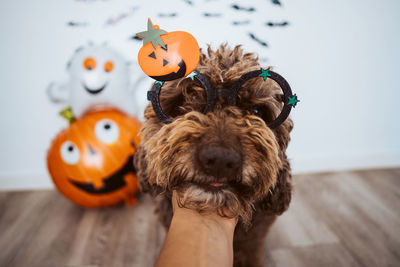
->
[95, 119, 119, 144]
[60, 141, 80, 165]
[104, 61, 114, 72]
[83, 57, 96, 70]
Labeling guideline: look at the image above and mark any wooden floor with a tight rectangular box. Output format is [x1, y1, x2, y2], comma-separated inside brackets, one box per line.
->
[0, 168, 399, 267]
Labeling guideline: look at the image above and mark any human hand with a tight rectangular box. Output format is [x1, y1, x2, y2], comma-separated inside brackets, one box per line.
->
[155, 191, 237, 267]
[171, 190, 238, 234]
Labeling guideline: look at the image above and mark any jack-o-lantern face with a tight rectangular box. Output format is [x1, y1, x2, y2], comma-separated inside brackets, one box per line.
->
[47, 109, 141, 208]
[137, 20, 200, 81]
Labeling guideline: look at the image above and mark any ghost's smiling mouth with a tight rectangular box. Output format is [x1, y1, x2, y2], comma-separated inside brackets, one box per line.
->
[83, 82, 108, 95]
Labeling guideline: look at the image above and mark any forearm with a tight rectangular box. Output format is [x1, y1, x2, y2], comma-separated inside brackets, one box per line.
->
[155, 208, 236, 267]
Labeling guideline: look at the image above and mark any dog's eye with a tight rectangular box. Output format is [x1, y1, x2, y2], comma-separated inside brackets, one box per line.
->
[251, 106, 265, 118]
[251, 106, 264, 116]
[250, 105, 275, 123]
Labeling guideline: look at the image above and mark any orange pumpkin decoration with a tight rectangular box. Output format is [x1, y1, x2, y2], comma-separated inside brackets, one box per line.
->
[47, 108, 141, 208]
[136, 19, 200, 81]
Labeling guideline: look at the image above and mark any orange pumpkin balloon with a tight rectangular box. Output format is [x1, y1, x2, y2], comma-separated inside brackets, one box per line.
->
[47, 109, 141, 208]
[137, 19, 200, 81]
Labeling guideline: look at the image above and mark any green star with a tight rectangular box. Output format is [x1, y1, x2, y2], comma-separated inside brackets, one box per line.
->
[287, 94, 300, 108]
[259, 68, 272, 81]
[185, 71, 198, 80]
[136, 19, 167, 49]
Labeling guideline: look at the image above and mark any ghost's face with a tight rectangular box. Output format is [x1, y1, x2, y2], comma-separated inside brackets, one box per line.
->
[68, 46, 130, 110]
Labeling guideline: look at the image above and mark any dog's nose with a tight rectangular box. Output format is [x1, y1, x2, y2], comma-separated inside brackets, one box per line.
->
[197, 146, 241, 178]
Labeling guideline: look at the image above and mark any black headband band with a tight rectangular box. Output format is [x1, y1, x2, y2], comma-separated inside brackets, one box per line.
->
[147, 68, 299, 128]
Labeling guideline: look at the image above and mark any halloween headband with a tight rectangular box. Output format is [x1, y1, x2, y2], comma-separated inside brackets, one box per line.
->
[147, 69, 298, 128]
[136, 19, 299, 128]
[136, 18, 200, 81]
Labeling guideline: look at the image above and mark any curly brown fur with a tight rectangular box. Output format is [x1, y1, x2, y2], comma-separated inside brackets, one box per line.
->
[134, 44, 293, 267]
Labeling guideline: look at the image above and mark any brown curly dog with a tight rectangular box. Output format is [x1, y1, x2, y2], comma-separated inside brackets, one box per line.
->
[134, 44, 293, 267]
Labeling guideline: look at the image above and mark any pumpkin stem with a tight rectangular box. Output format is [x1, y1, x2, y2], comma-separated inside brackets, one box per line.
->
[135, 18, 167, 49]
[59, 106, 76, 123]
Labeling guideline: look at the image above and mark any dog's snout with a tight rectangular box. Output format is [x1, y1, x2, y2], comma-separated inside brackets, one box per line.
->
[197, 146, 241, 178]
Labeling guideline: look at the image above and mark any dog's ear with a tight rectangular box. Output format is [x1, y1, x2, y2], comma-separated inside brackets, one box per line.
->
[259, 157, 292, 215]
[274, 117, 293, 152]
[134, 146, 163, 196]
[259, 114, 293, 214]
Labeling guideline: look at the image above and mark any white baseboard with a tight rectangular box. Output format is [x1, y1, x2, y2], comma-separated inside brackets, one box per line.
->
[0, 153, 399, 191]
[0, 172, 54, 191]
[290, 152, 400, 174]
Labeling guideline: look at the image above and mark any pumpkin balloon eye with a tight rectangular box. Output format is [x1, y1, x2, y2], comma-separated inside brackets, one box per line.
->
[95, 119, 119, 144]
[60, 141, 80, 165]
[83, 57, 96, 70]
[104, 61, 114, 72]
[149, 52, 156, 59]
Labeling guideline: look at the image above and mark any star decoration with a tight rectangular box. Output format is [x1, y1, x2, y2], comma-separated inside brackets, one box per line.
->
[136, 19, 167, 49]
[287, 94, 300, 108]
[185, 71, 198, 80]
[259, 68, 271, 81]
[154, 81, 164, 86]
[59, 106, 76, 123]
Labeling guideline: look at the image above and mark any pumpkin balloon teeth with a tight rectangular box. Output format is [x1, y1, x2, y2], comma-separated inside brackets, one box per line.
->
[69, 154, 135, 195]
[150, 60, 186, 81]
[136, 18, 200, 81]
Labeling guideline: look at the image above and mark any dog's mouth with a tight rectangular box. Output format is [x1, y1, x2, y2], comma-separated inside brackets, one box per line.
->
[197, 182, 229, 192]
[175, 179, 228, 192]
[179, 178, 252, 195]
[83, 82, 108, 95]
[209, 182, 227, 188]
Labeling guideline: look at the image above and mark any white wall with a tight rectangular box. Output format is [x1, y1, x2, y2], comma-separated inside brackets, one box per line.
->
[0, 0, 399, 190]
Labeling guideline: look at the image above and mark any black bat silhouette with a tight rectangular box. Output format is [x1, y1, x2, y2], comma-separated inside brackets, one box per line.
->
[232, 20, 251, 25]
[266, 21, 289, 27]
[131, 35, 143, 41]
[67, 21, 88, 27]
[158, 13, 178, 17]
[231, 4, 256, 12]
[183, 0, 194, 6]
[203, 13, 222, 17]
[248, 33, 268, 47]
[271, 0, 282, 6]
